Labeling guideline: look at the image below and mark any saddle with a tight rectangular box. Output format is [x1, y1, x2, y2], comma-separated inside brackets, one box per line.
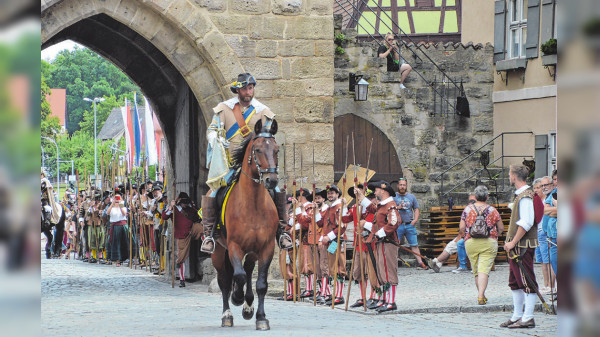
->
[212, 182, 236, 249]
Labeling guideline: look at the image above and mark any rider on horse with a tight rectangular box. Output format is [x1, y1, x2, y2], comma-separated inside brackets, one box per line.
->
[201, 73, 293, 253]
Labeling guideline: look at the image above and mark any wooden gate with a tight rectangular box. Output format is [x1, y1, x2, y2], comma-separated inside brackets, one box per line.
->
[334, 114, 403, 182]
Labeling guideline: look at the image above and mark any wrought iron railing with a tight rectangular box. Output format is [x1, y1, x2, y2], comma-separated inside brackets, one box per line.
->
[433, 132, 534, 201]
[335, 0, 467, 116]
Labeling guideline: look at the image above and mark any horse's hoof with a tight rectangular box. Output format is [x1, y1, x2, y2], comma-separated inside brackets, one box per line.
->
[221, 310, 233, 327]
[242, 302, 254, 320]
[256, 319, 270, 331]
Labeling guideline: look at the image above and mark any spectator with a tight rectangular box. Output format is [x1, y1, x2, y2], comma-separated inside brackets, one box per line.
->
[429, 194, 475, 273]
[460, 186, 504, 305]
[106, 193, 128, 267]
[378, 32, 412, 89]
[544, 170, 558, 276]
[393, 177, 427, 269]
[534, 177, 555, 294]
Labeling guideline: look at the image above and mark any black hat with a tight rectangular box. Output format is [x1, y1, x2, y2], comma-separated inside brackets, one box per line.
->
[138, 183, 146, 193]
[230, 73, 257, 93]
[325, 184, 341, 195]
[315, 188, 327, 199]
[295, 188, 310, 199]
[177, 192, 191, 203]
[368, 180, 395, 196]
[152, 184, 163, 192]
[102, 191, 111, 200]
[348, 184, 367, 199]
[146, 179, 154, 185]
[94, 191, 102, 200]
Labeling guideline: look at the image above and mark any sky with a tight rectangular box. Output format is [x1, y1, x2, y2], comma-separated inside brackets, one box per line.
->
[41, 40, 85, 62]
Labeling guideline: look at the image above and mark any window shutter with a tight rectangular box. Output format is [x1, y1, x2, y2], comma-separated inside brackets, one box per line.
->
[540, 0, 555, 45]
[526, 0, 541, 58]
[534, 134, 548, 179]
[494, 1, 507, 63]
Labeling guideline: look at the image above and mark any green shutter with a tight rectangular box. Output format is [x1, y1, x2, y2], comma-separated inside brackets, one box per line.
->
[526, 0, 541, 58]
[540, 0, 555, 45]
[534, 134, 548, 179]
[494, 1, 506, 63]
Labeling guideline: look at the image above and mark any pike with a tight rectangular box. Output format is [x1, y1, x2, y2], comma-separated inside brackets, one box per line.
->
[362, 138, 383, 288]
[128, 159, 133, 269]
[171, 181, 176, 288]
[311, 146, 318, 306]
[332, 135, 349, 309]
[345, 133, 367, 312]
[66, 169, 80, 260]
[291, 143, 298, 303]
[282, 144, 288, 301]
[298, 148, 304, 301]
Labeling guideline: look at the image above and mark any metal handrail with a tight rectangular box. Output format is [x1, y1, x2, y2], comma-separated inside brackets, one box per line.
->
[335, 0, 460, 113]
[433, 131, 533, 182]
[436, 132, 534, 200]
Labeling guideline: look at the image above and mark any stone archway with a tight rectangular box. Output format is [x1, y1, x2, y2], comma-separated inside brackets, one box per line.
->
[41, 0, 245, 199]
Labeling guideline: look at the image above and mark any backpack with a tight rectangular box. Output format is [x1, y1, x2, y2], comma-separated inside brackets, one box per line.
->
[469, 205, 491, 238]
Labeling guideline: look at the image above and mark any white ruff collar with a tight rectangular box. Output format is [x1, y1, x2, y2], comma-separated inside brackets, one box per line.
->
[379, 197, 394, 205]
[223, 97, 267, 114]
[330, 199, 342, 207]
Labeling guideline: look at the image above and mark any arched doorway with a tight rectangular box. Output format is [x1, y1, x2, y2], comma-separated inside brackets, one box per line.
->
[334, 114, 403, 182]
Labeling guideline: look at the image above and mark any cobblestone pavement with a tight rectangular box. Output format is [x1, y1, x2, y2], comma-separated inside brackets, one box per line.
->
[42, 251, 557, 337]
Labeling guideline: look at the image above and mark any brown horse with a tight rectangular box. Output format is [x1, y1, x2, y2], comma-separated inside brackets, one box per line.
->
[211, 119, 280, 331]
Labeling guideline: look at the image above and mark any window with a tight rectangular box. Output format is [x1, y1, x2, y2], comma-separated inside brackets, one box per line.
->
[507, 0, 527, 59]
[548, 131, 556, 174]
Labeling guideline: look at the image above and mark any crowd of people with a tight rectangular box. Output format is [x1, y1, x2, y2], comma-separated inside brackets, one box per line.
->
[40, 168, 193, 282]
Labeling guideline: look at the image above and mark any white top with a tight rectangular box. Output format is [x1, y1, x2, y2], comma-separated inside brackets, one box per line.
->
[514, 185, 534, 232]
[109, 206, 128, 223]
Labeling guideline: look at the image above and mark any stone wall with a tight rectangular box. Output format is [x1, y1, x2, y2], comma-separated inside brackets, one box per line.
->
[334, 17, 495, 210]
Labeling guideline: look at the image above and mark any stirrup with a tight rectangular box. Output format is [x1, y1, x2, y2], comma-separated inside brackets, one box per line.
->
[201, 237, 215, 254]
[278, 232, 293, 250]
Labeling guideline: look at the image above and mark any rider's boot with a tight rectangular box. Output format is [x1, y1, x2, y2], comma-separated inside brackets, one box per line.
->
[274, 191, 293, 250]
[200, 196, 217, 254]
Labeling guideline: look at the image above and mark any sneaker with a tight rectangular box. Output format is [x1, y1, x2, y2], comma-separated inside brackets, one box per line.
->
[451, 267, 469, 274]
[300, 290, 313, 299]
[428, 258, 441, 273]
[399, 83, 406, 89]
[179, 280, 186, 288]
[366, 299, 379, 310]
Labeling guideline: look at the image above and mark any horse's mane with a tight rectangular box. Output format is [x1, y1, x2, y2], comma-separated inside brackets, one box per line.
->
[230, 133, 254, 182]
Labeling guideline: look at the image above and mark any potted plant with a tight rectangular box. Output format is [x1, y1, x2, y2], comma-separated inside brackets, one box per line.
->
[541, 38, 557, 66]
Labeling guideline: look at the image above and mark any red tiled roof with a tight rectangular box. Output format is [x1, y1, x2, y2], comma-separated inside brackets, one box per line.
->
[46, 88, 66, 127]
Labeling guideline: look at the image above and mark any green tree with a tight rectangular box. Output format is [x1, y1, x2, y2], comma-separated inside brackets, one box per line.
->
[46, 46, 141, 134]
[78, 95, 120, 137]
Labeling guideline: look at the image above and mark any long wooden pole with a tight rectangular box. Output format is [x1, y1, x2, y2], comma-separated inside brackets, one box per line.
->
[312, 146, 318, 306]
[171, 181, 176, 288]
[332, 136, 349, 309]
[128, 159, 133, 269]
[291, 144, 297, 303]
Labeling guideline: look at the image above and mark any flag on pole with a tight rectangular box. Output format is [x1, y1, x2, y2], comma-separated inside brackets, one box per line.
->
[121, 98, 133, 167]
[133, 93, 143, 166]
[143, 96, 159, 166]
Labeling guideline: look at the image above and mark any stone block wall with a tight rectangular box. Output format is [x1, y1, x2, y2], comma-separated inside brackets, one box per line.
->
[334, 18, 495, 211]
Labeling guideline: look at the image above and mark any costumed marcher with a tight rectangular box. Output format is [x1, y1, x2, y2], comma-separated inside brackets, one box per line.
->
[316, 184, 347, 306]
[150, 184, 167, 273]
[293, 188, 319, 299]
[342, 184, 376, 308]
[277, 195, 294, 301]
[200, 73, 292, 254]
[162, 192, 202, 287]
[500, 165, 542, 329]
[359, 181, 401, 312]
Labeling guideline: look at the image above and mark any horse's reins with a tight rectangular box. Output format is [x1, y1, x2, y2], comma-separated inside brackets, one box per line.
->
[241, 123, 279, 185]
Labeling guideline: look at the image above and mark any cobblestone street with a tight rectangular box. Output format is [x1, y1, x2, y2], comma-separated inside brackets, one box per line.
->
[42, 250, 556, 336]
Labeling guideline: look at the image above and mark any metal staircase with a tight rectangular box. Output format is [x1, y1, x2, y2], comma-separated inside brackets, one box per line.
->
[334, 0, 470, 117]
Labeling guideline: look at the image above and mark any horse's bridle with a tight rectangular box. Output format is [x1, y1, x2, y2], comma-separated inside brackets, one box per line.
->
[243, 130, 279, 185]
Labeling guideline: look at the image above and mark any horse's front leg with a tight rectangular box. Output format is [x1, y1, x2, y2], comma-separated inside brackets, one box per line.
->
[228, 243, 246, 306]
[255, 246, 274, 330]
[212, 245, 234, 327]
[242, 256, 256, 320]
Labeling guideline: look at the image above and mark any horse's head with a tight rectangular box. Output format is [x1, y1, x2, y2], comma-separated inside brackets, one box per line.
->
[251, 119, 279, 189]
